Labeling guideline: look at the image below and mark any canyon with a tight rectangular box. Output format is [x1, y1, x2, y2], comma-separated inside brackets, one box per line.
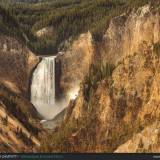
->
[0, 4, 160, 153]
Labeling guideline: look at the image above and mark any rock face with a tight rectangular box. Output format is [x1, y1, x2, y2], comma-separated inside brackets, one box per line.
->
[36, 27, 54, 38]
[0, 101, 40, 153]
[57, 32, 94, 99]
[114, 122, 160, 153]
[0, 35, 41, 152]
[0, 35, 39, 96]
[101, 5, 160, 63]
[61, 5, 160, 153]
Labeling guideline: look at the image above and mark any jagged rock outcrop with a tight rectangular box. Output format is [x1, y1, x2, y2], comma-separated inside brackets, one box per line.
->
[114, 122, 160, 153]
[62, 5, 160, 153]
[57, 32, 94, 99]
[101, 5, 160, 63]
[36, 27, 54, 38]
[0, 35, 39, 96]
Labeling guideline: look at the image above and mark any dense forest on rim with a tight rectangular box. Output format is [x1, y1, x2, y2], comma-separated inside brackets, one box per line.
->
[0, 0, 159, 55]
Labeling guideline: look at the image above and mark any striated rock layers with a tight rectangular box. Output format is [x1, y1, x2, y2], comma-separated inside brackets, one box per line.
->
[0, 35, 41, 152]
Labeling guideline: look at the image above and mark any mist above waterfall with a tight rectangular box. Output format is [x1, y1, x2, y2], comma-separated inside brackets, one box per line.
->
[67, 85, 79, 100]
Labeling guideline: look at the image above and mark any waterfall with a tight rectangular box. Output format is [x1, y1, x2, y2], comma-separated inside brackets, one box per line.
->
[31, 56, 64, 120]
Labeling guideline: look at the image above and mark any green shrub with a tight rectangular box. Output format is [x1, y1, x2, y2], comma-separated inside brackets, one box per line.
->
[84, 62, 115, 101]
[153, 42, 160, 57]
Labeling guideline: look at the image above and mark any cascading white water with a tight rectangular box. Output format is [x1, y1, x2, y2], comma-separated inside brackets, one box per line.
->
[31, 56, 64, 120]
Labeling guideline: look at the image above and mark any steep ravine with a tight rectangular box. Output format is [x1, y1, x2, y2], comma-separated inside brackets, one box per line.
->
[0, 29, 95, 151]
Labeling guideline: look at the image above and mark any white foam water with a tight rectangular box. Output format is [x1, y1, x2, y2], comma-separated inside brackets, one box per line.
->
[31, 56, 65, 119]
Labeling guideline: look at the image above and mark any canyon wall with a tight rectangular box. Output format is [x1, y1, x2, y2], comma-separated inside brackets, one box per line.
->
[57, 32, 94, 99]
[0, 35, 39, 96]
[58, 4, 160, 100]
[0, 35, 41, 152]
[100, 5, 160, 63]
[60, 5, 160, 153]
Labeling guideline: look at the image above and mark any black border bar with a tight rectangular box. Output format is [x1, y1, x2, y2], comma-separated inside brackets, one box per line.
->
[0, 153, 160, 160]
